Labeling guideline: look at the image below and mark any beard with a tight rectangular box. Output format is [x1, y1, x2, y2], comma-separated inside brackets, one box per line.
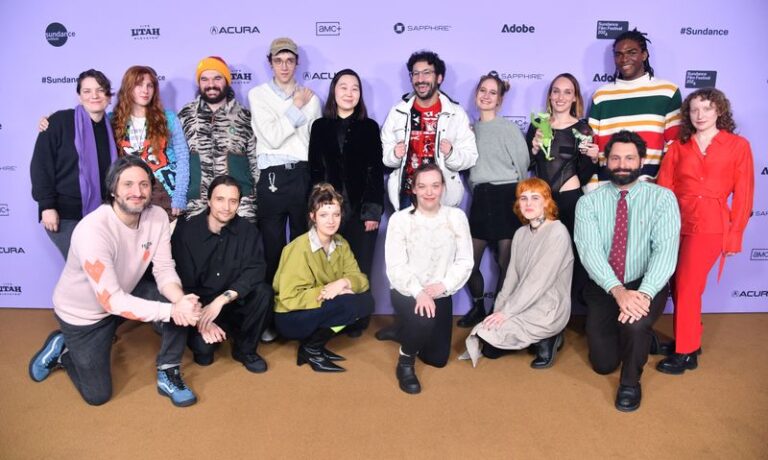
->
[607, 166, 642, 186]
[115, 194, 151, 215]
[413, 81, 438, 101]
[199, 85, 229, 104]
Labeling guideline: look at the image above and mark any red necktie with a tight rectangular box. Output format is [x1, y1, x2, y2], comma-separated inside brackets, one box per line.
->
[608, 190, 629, 283]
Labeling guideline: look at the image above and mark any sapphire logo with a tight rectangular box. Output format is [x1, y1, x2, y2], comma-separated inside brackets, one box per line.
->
[209, 26, 260, 35]
[0, 203, 8, 216]
[316, 22, 341, 36]
[593, 73, 616, 83]
[229, 68, 252, 85]
[752, 209, 768, 217]
[751, 249, 768, 261]
[685, 70, 717, 89]
[501, 24, 536, 33]
[596, 21, 628, 39]
[0, 283, 22, 295]
[492, 70, 544, 81]
[0, 247, 25, 254]
[303, 71, 336, 81]
[394, 23, 405, 34]
[132, 25, 160, 40]
[394, 22, 450, 34]
[45, 23, 75, 47]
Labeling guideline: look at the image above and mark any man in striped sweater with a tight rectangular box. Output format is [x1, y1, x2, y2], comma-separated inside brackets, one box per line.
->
[586, 29, 682, 192]
[575, 130, 680, 412]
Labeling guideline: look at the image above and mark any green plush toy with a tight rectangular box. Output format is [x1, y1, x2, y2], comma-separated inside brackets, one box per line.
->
[530, 112, 553, 161]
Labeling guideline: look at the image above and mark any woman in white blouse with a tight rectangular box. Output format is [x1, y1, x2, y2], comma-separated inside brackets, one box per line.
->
[384, 163, 473, 394]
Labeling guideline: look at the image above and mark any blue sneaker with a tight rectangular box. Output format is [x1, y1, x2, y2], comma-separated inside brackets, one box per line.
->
[29, 330, 66, 382]
[157, 367, 197, 407]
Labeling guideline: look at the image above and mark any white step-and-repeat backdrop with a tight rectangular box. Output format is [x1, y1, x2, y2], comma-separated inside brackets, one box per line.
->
[1, 0, 766, 312]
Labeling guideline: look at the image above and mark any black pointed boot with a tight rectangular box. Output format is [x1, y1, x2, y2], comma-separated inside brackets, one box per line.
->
[297, 328, 345, 372]
[396, 354, 421, 394]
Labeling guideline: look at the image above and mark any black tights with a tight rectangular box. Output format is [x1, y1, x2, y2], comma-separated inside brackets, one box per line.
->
[467, 238, 512, 300]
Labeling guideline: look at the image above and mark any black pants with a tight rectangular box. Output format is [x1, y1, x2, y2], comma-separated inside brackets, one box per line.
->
[257, 164, 310, 284]
[391, 290, 453, 367]
[584, 278, 668, 386]
[180, 283, 273, 357]
[275, 292, 375, 341]
[553, 187, 588, 313]
[339, 212, 379, 331]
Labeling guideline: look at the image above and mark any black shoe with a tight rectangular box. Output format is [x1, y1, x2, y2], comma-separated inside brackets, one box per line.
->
[193, 353, 214, 366]
[530, 332, 564, 369]
[457, 299, 487, 328]
[321, 347, 346, 361]
[375, 325, 400, 342]
[297, 346, 346, 372]
[480, 341, 507, 359]
[656, 352, 698, 375]
[615, 384, 642, 412]
[232, 351, 268, 373]
[656, 340, 702, 357]
[396, 354, 421, 394]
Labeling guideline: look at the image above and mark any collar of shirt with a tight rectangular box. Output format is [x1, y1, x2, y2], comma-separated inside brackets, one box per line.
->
[308, 226, 340, 258]
[606, 180, 646, 202]
[268, 78, 294, 100]
[194, 212, 240, 241]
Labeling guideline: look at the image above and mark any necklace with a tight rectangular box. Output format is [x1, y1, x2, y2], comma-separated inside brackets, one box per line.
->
[529, 216, 546, 233]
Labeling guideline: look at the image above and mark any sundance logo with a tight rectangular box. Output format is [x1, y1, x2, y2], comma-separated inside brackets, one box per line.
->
[303, 71, 335, 81]
[501, 23, 536, 33]
[0, 247, 25, 254]
[210, 25, 260, 35]
[132, 25, 160, 40]
[596, 20, 628, 39]
[45, 22, 75, 47]
[316, 22, 341, 36]
[750, 249, 768, 261]
[685, 70, 717, 89]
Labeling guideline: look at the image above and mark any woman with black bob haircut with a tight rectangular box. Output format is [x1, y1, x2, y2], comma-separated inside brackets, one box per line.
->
[308, 68, 384, 337]
[272, 183, 374, 372]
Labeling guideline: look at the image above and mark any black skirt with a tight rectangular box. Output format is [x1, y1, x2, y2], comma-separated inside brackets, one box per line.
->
[469, 182, 521, 241]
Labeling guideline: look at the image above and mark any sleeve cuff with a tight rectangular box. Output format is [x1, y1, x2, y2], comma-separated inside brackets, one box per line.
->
[284, 105, 307, 127]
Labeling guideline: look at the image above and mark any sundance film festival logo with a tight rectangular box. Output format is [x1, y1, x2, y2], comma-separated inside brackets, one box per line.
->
[229, 68, 252, 85]
[685, 70, 717, 88]
[394, 22, 451, 34]
[303, 71, 336, 81]
[751, 249, 768, 261]
[501, 23, 536, 34]
[596, 21, 628, 39]
[210, 25, 260, 35]
[0, 283, 22, 295]
[45, 23, 75, 47]
[680, 26, 729, 36]
[316, 22, 341, 36]
[132, 25, 160, 40]
[41, 75, 78, 85]
[491, 70, 544, 81]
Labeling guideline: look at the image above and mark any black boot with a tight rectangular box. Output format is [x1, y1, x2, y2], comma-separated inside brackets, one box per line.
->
[480, 339, 508, 359]
[297, 329, 345, 372]
[656, 352, 698, 375]
[375, 322, 401, 342]
[396, 354, 421, 394]
[530, 332, 564, 369]
[457, 298, 487, 328]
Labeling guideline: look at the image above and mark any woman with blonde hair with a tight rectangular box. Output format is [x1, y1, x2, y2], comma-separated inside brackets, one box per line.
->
[464, 177, 573, 369]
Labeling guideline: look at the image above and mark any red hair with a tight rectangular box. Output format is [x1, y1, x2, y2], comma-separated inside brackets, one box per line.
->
[111, 66, 169, 155]
[513, 178, 559, 224]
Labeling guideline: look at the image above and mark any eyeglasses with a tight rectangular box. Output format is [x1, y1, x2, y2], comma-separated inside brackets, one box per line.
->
[272, 57, 297, 67]
[409, 69, 435, 79]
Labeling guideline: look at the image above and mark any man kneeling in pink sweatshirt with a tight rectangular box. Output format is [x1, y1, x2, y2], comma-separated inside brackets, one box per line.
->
[29, 155, 202, 407]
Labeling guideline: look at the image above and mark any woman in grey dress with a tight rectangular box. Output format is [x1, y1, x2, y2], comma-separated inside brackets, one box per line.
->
[464, 177, 573, 368]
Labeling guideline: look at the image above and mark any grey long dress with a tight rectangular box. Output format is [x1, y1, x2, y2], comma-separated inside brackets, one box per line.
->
[465, 220, 574, 367]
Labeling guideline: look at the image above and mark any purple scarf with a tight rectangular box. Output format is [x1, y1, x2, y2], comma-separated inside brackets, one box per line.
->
[73, 105, 117, 216]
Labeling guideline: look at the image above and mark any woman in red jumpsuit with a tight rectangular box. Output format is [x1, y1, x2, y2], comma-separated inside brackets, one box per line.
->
[656, 88, 754, 374]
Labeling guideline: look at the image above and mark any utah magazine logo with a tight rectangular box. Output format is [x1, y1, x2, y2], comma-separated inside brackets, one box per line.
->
[132, 25, 160, 40]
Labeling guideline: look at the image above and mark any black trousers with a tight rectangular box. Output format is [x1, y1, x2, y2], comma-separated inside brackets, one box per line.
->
[391, 290, 453, 367]
[256, 163, 310, 284]
[339, 212, 379, 331]
[584, 278, 668, 386]
[182, 283, 273, 357]
[274, 291, 374, 341]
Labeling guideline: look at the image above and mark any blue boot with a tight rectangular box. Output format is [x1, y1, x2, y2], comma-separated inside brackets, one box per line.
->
[157, 366, 197, 407]
[29, 330, 66, 382]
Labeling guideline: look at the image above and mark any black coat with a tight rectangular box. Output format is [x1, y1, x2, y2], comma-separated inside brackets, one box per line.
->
[308, 117, 384, 221]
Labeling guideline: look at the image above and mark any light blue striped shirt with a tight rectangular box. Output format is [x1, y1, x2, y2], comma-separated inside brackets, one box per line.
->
[574, 181, 680, 297]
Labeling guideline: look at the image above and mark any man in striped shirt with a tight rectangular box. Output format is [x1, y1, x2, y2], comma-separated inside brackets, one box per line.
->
[575, 130, 680, 412]
[586, 29, 682, 192]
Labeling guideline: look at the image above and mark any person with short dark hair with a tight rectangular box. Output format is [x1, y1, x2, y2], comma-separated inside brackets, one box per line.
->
[381, 50, 477, 210]
[385, 164, 473, 394]
[655, 88, 754, 374]
[170, 175, 273, 373]
[575, 130, 681, 412]
[308, 69, 384, 337]
[272, 183, 374, 373]
[587, 29, 682, 191]
[180, 56, 259, 223]
[463, 178, 573, 369]
[31, 69, 117, 259]
[29, 156, 202, 407]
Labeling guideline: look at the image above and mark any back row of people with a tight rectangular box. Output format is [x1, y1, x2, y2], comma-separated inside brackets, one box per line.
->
[29, 31, 753, 412]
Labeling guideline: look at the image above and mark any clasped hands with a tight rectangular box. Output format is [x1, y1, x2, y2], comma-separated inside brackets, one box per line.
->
[611, 286, 651, 324]
[317, 278, 353, 302]
[414, 283, 447, 318]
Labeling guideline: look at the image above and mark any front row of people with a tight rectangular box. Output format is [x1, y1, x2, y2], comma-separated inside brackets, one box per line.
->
[29, 121, 751, 413]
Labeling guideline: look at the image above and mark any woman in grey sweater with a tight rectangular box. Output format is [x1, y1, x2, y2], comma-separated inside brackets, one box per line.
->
[458, 73, 530, 328]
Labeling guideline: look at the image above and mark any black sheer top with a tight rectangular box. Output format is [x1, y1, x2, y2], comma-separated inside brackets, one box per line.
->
[525, 119, 597, 193]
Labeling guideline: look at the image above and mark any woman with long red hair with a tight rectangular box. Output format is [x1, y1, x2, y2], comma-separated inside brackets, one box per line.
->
[111, 65, 189, 219]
